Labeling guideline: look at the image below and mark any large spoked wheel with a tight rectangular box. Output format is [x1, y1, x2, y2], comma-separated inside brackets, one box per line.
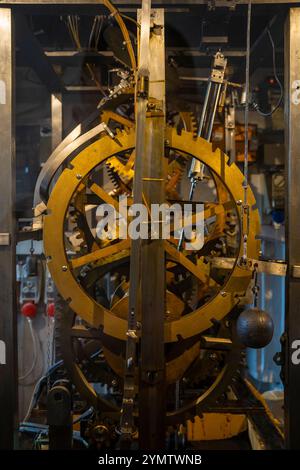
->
[44, 125, 259, 424]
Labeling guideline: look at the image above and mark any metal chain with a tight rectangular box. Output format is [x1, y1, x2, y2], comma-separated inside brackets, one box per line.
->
[241, 0, 252, 263]
[252, 266, 259, 307]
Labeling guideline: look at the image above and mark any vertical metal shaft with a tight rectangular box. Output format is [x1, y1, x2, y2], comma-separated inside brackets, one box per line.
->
[0, 8, 18, 449]
[136, 6, 166, 449]
[119, 0, 152, 442]
[284, 7, 300, 450]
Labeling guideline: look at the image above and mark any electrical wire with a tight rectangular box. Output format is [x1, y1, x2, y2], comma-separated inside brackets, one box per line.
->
[22, 374, 45, 423]
[65, 0, 137, 96]
[121, 13, 140, 29]
[73, 407, 94, 424]
[19, 319, 38, 382]
[95, 16, 104, 50]
[21, 360, 63, 423]
[88, 15, 104, 50]
[88, 16, 98, 49]
[252, 29, 283, 116]
[66, 15, 107, 97]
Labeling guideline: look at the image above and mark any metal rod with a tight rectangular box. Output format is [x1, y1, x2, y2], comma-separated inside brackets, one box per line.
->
[0, 7, 18, 449]
[284, 7, 300, 450]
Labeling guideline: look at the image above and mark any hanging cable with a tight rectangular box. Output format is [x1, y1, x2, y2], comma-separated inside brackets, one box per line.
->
[252, 28, 283, 116]
[19, 318, 38, 382]
[66, 15, 107, 97]
[241, 0, 252, 263]
[121, 13, 140, 29]
[22, 374, 45, 423]
[65, 1, 137, 97]
[21, 360, 63, 423]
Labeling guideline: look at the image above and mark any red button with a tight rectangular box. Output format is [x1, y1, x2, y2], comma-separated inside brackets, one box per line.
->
[21, 302, 37, 319]
[47, 302, 55, 318]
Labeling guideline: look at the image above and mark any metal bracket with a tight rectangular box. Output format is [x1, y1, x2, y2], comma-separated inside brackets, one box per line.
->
[273, 332, 286, 384]
[210, 256, 287, 276]
[137, 74, 149, 99]
[210, 52, 227, 84]
[208, 0, 237, 10]
[292, 265, 300, 279]
[0, 233, 10, 246]
[241, 258, 287, 276]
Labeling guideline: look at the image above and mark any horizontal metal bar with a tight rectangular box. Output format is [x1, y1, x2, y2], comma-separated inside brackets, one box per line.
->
[46, 49, 247, 59]
[65, 85, 106, 91]
[45, 50, 114, 57]
[170, 48, 247, 57]
[0, 0, 299, 5]
[209, 256, 287, 276]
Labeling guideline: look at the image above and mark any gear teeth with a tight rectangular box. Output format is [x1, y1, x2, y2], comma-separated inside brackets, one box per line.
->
[189, 415, 196, 424]
[106, 157, 134, 185]
[106, 165, 119, 188]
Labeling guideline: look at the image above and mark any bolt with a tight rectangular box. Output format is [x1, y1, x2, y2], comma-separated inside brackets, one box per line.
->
[127, 357, 134, 368]
[62, 265, 68, 271]
[76, 174, 82, 180]
[221, 291, 227, 297]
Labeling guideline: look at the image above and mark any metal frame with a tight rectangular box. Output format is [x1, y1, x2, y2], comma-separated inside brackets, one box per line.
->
[0, 0, 299, 450]
[0, 0, 299, 5]
[0, 8, 18, 449]
[284, 7, 300, 450]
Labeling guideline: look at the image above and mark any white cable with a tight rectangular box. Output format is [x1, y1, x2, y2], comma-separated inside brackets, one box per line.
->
[22, 374, 45, 423]
[19, 318, 38, 382]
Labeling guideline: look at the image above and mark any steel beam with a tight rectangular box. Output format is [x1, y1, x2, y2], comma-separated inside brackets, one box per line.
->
[138, 8, 166, 449]
[284, 7, 300, 450]
[128, 3, 166, 449]
[0, 7, 18, 449]
[0, 0, 299, 5]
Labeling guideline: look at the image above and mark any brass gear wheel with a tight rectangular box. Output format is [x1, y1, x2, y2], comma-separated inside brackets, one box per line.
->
[44, 126, 260, 343]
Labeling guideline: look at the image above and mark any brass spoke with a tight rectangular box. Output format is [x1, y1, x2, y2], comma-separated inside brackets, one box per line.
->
[89, 182, 119, 211]
[164, 240, 209, 285]
[71, 239, 131, 269]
